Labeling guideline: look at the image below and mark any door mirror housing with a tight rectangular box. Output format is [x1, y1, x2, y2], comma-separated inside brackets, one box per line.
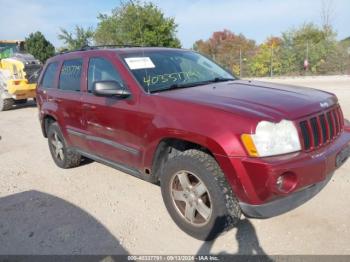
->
[93, 81, 131, 98]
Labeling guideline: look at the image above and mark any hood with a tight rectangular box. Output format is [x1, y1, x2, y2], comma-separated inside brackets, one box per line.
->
[156, 80, 337, 121]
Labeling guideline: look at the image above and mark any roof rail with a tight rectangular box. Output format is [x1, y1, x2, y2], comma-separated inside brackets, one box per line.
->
[55, 44, 143, 56]
[80, 44, 143, 50]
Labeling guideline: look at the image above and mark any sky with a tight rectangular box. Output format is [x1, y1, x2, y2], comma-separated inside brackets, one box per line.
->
[0, 0, 349, 48]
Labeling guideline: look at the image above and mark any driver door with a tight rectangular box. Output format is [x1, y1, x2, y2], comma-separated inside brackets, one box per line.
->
[81, 55, 142, 169]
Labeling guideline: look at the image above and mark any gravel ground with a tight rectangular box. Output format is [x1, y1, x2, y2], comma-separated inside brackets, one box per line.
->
[0, 75, 349, 255]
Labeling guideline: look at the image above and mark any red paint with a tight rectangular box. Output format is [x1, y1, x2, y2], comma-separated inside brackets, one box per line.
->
[36, 48, 350, 206]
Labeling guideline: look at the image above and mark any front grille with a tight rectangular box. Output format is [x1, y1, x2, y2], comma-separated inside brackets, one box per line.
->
[299, 106, 344, 150]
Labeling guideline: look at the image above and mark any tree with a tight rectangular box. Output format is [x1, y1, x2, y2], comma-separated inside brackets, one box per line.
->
[25, 31, 55, 63]
[193, 29, 256, 76]
[94, 1, 181, 47]
[325, 37, 350, 74]
[249, 37, 283, 77]
[58, 26, 94, 50]
[193, 23, 346, 76]
[280, 23, 338, 74]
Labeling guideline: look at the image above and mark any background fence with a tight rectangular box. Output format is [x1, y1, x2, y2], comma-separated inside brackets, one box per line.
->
[197, 39, 350, 78]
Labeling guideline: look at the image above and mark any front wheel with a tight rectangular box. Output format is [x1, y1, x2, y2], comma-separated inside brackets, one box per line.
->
[160, 149, 241, 241]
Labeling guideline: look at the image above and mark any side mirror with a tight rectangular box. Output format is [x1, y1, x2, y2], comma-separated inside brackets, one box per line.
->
[93, 81, 131, 98]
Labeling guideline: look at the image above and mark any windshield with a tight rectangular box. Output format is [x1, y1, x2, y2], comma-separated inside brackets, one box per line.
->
[120, 50, 235, 93]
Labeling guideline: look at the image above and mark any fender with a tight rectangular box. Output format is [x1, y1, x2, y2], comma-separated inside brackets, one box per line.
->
[39, 102, 61, 137]
[143, 129, 229, 168]
[142, 130, 252, 203]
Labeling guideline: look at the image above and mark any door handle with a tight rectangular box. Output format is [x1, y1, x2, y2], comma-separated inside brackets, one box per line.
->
[82, 104, 96, 110]
[48, 98, 61, 103]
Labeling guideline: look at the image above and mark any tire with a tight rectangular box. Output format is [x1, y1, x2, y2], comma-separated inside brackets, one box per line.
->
[160, 149, 241, 241]
[0, 97, 14, 111]
[47, 122, 81, 169]
[14, 99, 28, 104]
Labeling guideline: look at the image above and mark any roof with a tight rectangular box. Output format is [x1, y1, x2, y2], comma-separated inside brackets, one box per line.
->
[47, 46, 189, 64]
[55, 46, 186, 56]
[115, 47, 185, 54]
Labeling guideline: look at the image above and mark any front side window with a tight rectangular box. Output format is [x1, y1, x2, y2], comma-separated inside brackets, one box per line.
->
[121, 50, 235, 93]
[59, 59, 83, 92]
[41, 62, 58, 89]
[88, 57, 125, 92]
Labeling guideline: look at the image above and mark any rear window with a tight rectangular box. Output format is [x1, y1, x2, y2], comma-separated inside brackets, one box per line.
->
[59, 59, 83, 91]
[41, 62, 58, 89]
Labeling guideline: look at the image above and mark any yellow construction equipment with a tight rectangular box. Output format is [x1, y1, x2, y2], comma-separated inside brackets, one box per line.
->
[0, 40, 42, 111]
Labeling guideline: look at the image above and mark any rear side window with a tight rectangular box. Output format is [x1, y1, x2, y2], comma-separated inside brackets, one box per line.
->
[88, 57, 124, 92]
[59, 59, 83, 92]
[41, 62, 58, 89]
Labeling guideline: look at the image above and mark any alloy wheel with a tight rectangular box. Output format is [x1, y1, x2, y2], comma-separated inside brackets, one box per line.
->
[50, 132, 64, 161]
[170, 170, 212, 226]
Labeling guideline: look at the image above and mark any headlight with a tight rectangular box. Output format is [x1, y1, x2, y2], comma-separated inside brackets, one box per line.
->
[241, 120, 301, 157]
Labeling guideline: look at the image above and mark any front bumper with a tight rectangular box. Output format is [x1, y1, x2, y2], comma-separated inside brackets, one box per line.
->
[240, 173, 333, 218]
[229, 129, 350, 218]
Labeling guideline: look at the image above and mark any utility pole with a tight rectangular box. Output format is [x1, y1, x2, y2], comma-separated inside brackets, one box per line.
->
[239, 47, 242, 78]
[270, 45, 273, 77]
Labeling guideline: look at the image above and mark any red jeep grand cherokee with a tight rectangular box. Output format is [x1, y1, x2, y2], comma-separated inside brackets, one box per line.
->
[36, 46, 350, 240]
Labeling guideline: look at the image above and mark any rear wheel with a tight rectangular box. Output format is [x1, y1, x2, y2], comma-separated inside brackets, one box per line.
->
[160, 149, 241, 241]
[47, 122, 81, 169]
[0, 97, 14, 111]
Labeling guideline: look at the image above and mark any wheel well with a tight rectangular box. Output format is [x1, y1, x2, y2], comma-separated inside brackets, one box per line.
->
[43, 115, 56, 137]
[151, 138, 213, 183]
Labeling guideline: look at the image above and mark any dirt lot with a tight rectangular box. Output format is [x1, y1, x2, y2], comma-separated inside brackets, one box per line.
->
[0, 76, 349, 255]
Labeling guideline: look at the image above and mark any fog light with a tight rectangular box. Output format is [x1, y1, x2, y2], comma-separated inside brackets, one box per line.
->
[275, 172, 297, 193]
[276, 176, 284, 190]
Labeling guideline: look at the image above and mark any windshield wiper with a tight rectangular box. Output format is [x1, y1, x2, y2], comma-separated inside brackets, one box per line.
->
[153, 81, 210, 93]
[168, 82, 202, 90]
[152, 77, 236, 93]
[210, 77, 236, 82]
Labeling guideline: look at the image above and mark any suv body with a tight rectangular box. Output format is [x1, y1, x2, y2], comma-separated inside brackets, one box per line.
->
[37, 47, 350, 240]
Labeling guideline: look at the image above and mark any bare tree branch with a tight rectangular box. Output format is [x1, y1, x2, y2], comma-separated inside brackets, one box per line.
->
[321, 0, 335, 31]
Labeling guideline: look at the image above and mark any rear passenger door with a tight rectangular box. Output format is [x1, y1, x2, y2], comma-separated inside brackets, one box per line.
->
[54, 58, 88, 150]
[81, 55, 141, 169]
